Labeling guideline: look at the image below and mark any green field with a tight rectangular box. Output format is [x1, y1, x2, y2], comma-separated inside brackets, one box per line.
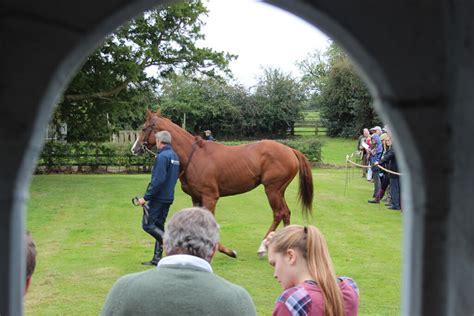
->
[320, 137, 358, 165]
[25, 167, 402, 315]
[302, 110, 321, 121]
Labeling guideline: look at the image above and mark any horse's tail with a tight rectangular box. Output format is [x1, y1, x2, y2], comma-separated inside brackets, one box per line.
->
[293, 149, 314, 217]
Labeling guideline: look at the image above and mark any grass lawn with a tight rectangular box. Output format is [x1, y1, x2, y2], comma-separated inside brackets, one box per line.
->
[320, 136, 358, 166]
[25, 169, 402, 315]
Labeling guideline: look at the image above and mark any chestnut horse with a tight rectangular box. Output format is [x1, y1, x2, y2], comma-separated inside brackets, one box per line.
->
[131, 110, 314, 258]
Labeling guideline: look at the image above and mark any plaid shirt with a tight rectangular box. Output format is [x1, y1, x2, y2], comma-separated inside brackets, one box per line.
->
[273, 277, 359, 316]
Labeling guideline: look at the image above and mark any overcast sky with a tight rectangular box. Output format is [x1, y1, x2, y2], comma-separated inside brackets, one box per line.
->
[198, 0, 330, 88]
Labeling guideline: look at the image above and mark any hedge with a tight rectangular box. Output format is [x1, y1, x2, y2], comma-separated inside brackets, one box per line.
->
[36, 139, 321, 173]
[36, 142, 155, 173]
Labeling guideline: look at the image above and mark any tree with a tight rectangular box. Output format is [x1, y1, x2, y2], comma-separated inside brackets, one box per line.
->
[297, 49, 329, 110]
[55, 0, 236, 142]
[250, 68, 305, 136]
[299, 42, 380, 137]
[158, 69, 305, 139]
[159, 76, 244, 137]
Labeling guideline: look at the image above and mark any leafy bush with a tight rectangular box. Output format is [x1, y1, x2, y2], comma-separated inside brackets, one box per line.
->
[38, 138, 321, 174]
[221, 139, 322, 162]
[279, 139, 322, 162]
[37, 141, 155, 173]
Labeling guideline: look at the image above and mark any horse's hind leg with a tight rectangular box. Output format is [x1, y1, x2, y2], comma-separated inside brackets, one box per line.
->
[202, 195, 238, 259]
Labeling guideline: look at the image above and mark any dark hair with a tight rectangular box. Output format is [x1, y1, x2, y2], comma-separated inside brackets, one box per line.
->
[26, 231, 36, 279]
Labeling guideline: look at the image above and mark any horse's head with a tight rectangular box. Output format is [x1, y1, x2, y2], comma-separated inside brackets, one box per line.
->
[131, 109, 161, 155]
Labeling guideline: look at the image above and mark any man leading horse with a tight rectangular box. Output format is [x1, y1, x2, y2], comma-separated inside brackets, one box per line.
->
[136, 130, 180, 266]
[132, 110, 313, 259]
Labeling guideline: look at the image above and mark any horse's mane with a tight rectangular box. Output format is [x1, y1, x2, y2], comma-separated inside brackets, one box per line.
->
[155, 113, 194, 142]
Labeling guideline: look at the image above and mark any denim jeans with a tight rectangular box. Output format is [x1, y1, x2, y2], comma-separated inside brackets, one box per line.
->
[389, 177, 401, 209]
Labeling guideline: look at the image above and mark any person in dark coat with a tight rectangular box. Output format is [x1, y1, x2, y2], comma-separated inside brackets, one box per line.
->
[204, 130, 216, 141]
[374, 137, 401, 210]
[138, 130, 180, 265]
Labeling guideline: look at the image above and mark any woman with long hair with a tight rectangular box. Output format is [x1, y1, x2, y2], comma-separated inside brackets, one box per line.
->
[266, 225, 359, 316]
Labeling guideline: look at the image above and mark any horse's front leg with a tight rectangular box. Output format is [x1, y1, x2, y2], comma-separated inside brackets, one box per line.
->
[257, 187, 291, 258]
[202, 195, 238, 259]
[191, 196, 202, 207]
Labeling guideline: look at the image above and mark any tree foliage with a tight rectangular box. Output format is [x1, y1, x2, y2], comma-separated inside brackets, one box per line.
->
[159, 76, 243, 136]
[299, 42, 381, 137]
[250, 68, 305, 136]
[55, 0, 235, 142]
[158, 68, 305, 138]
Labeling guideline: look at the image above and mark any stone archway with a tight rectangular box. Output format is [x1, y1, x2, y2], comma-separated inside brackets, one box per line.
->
[1, 1, 473, 315]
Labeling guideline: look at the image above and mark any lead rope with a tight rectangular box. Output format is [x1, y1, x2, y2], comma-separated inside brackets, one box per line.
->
[142, 144, 157, 157]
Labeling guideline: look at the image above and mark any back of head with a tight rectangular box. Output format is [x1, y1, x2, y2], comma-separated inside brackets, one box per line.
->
[25, 231, 36, 293]
[155, 130, 172, 144]
[26, 231, 36, 279]
[163, 207, 219, 261]
[269, 225, 344, 316]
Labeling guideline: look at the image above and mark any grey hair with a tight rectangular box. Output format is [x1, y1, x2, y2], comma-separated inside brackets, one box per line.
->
[164, 207, 220, 261]
[155, 130, 172, 144]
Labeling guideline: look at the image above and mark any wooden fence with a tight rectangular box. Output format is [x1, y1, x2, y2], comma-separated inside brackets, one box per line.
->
[111, 130, 139, 144]
[293, 120, 327, 136]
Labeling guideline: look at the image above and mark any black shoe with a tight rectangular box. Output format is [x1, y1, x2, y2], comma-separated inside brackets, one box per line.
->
[368, 199, 380, 204]
[141, 260, 158, 266]
[387, 206, 401, 210]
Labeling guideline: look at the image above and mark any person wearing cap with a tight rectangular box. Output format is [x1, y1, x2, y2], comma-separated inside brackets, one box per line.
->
[137, 130, 180, 266]
[204, 130, 216, 141]
[368, 126, 383, 202]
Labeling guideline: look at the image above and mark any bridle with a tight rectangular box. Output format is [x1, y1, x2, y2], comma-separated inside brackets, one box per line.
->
[141, 122, 157, 157]
[140, 119, 198, 179]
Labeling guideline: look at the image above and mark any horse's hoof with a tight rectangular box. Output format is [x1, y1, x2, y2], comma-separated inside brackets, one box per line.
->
[258, 251, 267, 258]
[230, 250, 237, 258]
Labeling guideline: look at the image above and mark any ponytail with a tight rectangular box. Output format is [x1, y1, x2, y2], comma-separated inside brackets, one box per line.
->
[305, 226, 344, 316]
[269, 225, 345, 316]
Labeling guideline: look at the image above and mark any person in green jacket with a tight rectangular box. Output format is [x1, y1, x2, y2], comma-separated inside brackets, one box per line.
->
[101, 207, 257, 316]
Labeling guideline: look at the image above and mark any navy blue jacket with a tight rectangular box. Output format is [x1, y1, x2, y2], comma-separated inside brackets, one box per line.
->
[379, 146, 399, 178]
[143, 145, 180, 203]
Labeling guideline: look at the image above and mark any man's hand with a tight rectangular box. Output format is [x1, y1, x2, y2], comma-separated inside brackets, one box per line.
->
[138, 197, 146, 206]
[374, 161, 379, 166]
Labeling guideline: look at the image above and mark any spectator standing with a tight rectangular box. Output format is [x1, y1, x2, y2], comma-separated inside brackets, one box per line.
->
[101, 207, 257, 316]
[357, 128, 370, 177]
[365, 134, 373, 181]
[368, 126, 383, 202]
[369, 131, 391, 204]
[266, 225, 359, 316]
[375, 137, 401, 210]
[137, 130, 180, 266]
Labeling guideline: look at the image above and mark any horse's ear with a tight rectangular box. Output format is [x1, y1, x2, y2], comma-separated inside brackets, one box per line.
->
[156, 108, 161, 116]
[195, 136, 204, 148]
[146, 108, 152, 117]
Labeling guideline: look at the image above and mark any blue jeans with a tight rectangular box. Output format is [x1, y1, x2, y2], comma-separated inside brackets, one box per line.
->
[389, 177, 401, 209]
